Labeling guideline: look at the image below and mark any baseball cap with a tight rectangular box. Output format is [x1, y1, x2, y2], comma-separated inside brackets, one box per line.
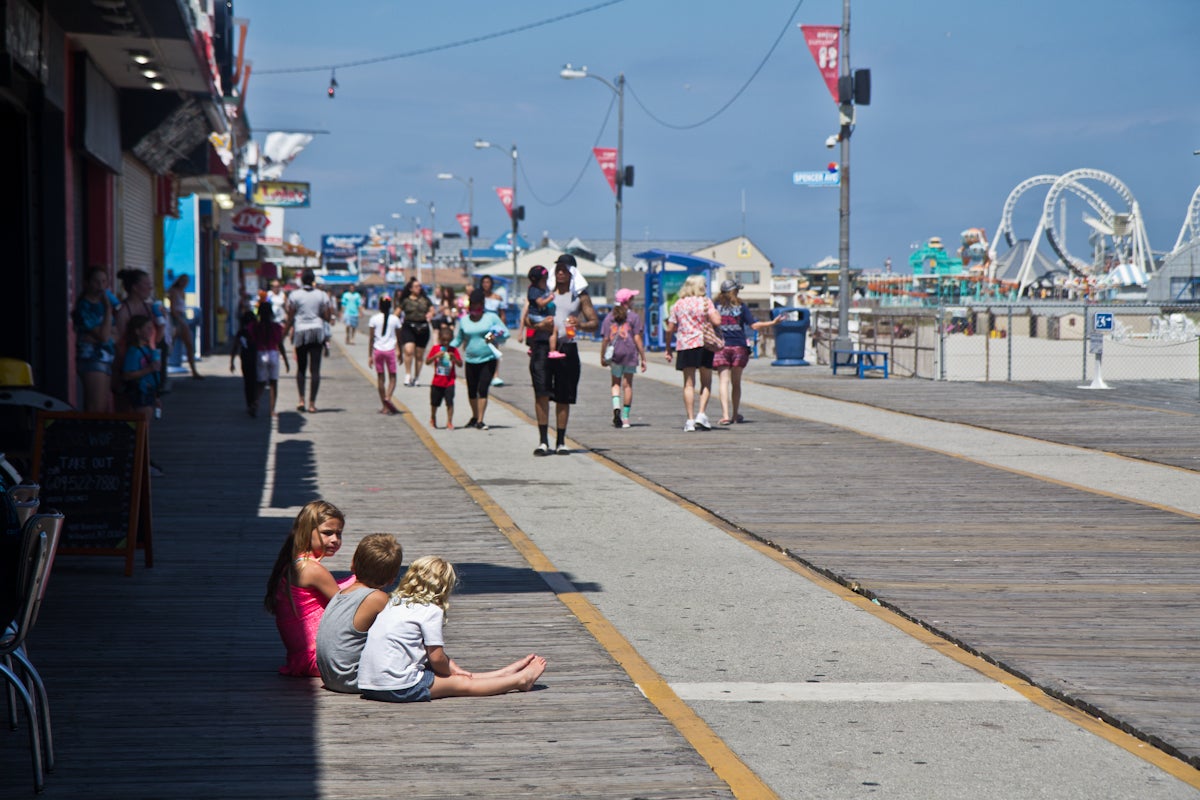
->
[614, 288, 640, 305]
[554, 253, 577, 268]
[527, 265, 548, 282]
[720, 279, 743, 293]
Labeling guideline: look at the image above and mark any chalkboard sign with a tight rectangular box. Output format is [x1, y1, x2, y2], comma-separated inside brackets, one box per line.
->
[32, 412, 153, 575]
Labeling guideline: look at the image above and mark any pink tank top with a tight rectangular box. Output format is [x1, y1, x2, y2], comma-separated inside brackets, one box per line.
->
[274, 559, 356, 677]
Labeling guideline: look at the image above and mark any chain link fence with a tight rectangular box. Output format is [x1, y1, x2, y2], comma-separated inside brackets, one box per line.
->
[809, 305, 1200, 382]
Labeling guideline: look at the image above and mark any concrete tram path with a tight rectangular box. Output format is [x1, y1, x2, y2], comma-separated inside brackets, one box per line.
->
[354, 339, 1200, 800]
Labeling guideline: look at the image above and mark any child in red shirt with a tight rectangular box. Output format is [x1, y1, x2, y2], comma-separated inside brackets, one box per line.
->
[424, 325, 463, 429]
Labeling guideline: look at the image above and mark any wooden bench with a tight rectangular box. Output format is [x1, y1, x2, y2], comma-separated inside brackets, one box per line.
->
[832, 349, 889, 379]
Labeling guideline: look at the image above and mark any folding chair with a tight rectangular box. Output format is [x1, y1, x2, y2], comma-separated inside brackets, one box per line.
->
[2, 511, 64, 794]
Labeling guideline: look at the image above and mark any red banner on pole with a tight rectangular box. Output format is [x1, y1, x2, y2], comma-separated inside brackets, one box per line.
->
[800, 24, 840, 105]
[403, 243, 413, 259]
[495, 187, 514, 218]
[456, 213, 471, 235]
[421, 228, 433, 247]
[592, 147, 618, 195]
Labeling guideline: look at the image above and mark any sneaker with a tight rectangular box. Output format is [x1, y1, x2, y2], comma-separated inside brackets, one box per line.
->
[476, 422, 490, 430]
[683, 419, 696, 432]
[403, 375, 412, 387]
[491, 377, 505, 387]
[556, 445, 570, 455]
[612, 409, 622, 428]
[466, 417, 478, 428]
[695, 412, 711, 430]
[533, 443, 551, 457]
[622, 419, 631, 428]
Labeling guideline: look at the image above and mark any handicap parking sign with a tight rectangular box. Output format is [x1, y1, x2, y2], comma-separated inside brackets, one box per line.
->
[1093, 312, 1114, 331]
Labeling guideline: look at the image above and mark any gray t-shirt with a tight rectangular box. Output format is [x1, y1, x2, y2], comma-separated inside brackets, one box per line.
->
[315, 587, 374, 693]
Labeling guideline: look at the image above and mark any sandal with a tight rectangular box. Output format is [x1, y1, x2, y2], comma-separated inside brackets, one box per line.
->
[308, 405, 318, 413]
[734, 414, 745, 423]
[718, 418, 733, 425]
[296, 404, 306, 412]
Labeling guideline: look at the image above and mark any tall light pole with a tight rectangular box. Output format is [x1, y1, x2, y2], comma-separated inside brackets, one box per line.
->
[833, 0, 854, 355]
[561, 64, 627, 273]
[475, 139, 520, 297]
[405, 197, 436, 286]
[389, 212, 407, 275]
[437, 172, 474, 270]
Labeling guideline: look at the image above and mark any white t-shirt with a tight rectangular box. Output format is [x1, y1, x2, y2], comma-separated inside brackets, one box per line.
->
[268, 290, 288, 324]
[358, 599, 445, 691]
[369, 312, 400, 352]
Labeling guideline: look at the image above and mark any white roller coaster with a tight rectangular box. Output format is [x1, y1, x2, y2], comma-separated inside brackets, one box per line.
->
[1173, 184, 1200, 253]
[991, 169, 1154, 295]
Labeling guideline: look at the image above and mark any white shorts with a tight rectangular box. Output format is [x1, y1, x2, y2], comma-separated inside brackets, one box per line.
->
[256, 350, 280, 382]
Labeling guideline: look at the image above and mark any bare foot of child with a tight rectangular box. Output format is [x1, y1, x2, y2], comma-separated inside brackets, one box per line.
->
[517, 655, 547, 691]
[497, 653, 537, 676]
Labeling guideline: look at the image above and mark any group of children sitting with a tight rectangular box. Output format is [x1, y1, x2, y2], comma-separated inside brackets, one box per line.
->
[265, 499, 546, 701]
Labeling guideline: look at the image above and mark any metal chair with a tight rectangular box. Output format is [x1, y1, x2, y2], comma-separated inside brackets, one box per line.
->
[9, 484, 39, 526]
[2, 511, 64, 793]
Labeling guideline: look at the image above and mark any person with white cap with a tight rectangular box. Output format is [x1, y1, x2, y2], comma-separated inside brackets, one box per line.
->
[713, 279, 780, 424]
[599, 288, 647, 428]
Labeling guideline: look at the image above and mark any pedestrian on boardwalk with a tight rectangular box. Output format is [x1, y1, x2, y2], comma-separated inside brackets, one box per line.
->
[285, 268, 333, 413]
[430, 285, 457, 330]
[114, 268, 171, 405]
[359, 555, 546, 702]
[229, 310, 259, 415]
[664, 274, 721, 431]
[72, 266, 119, 412]
[450, 289, 506, 430]
[265, 500, 354, 678]
[600, 288, 647, 428]
[340, 284, 364, 344]
[266, 278, 288, 324]
[712, 280, 779, 424]
[167, 274, 202, 378]
[120, 315, 163, 423]
[396, 277, 434, 387]
[425, 325, 462, 429]
[248, 300, 290, 417]
[367, 296, 401, 415]
[479, 275, 508, 386]
[529, 255, 598, 455]
[315, 533, 404, 694]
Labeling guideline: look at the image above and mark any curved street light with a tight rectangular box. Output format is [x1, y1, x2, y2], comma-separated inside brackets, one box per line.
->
[561, 64, 627, 273]
[475, 139, 519, 295]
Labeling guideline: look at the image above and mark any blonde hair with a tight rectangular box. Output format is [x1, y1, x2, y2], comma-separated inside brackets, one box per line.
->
[351, 533, 404, 589]
[392, 555, 457, 612]
[677, 274, 708, 298]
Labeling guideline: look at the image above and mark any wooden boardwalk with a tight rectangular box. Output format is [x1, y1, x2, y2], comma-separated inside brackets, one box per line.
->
[485, 351, 1200, 769]
[0, 352, 734, 799]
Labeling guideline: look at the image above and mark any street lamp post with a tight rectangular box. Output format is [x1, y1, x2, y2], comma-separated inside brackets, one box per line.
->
[561, 64, 626, 273]
[834, 0, 854, 355]
[405, 197, 436, 287]
[475, 139, 519, 298]
[437, 172, 474, 270]
[389, 213, 406, 275]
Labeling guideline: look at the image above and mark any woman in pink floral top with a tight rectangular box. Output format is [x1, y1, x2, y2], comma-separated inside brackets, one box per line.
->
[664, 275, 722, 432]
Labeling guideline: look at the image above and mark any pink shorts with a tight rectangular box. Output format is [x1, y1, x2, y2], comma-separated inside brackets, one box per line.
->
[372, 348, 397, 374]
[712, 345, 750, 369]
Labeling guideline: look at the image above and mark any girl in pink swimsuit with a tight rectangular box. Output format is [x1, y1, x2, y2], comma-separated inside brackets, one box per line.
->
[265, 500, 353, 676]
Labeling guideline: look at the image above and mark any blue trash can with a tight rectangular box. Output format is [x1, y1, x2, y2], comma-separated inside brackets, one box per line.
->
[770, 307, 810, 366]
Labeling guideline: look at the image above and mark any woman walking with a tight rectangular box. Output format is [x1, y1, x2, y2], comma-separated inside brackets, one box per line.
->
[167, 274, 202, 378]
[286, 268, 333, 413]
[450, 289, 506, 430]
[599, 288, 647, 428]
[664, 275, 721, 431]
[479, 275, 507, 387]
[396, 278, 434, 387]
[712, 280, 779, 424]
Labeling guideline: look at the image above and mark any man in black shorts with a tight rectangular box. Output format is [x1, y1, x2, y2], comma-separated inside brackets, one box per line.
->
[528, 254, 597, 455]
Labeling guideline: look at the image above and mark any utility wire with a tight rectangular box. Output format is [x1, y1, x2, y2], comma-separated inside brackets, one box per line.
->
[628, 0, 805, 130]
[257, 0, 626, 75]
[521, 93, 617, 207]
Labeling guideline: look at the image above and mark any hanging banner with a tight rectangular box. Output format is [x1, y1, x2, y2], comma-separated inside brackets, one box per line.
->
[456, 213, 472, 236]
[253, 180, 311, 208]
[495, 187, 514, 218]
[421, 228, 433, 247]
[592, 147, 618, 194]
[403, 243, 413, 259]
[799, 24, 841, 105]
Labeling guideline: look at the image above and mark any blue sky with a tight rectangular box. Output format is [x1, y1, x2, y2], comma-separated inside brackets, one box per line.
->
[238, 0, 1200, 273]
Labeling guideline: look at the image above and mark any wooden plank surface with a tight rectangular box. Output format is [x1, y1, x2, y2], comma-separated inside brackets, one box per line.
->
[0, 351, 733, 799]
[486, 349, 1200, 768]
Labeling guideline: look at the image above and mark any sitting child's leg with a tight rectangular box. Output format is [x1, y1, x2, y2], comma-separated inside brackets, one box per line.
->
[429, 654, 545, 699]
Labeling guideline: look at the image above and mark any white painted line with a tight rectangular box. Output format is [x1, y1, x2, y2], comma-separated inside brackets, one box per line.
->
[670, 682, 1028, 703]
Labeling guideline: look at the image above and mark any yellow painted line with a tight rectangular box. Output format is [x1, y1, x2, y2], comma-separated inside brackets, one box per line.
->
[338, 342, 777, 800]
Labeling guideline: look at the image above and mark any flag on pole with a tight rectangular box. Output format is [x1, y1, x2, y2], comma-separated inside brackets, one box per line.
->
[421, 228, 433, 247]
[456, 213, 471, 235]
[799, 24, 841, 105]
[592, 147, 618, 194]
[495, 187, 514, 218]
